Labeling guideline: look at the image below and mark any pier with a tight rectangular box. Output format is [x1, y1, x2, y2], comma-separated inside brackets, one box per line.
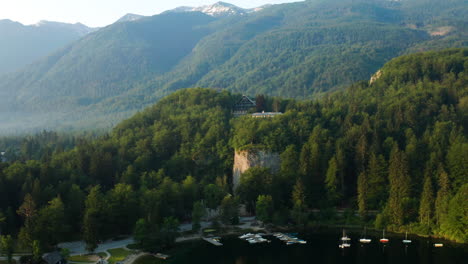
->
[273, 233, 307, 245]
[203, 237, 223, 246]
[239, 233, 271, 244]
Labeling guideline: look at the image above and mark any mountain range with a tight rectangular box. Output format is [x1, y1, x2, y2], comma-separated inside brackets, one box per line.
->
[167, 1, 265, 17]
[0, 0, 466, 134]
[0, 19, 94, 75]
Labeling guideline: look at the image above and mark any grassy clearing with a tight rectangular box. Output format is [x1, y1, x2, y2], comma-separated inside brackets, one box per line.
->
[133, 255, 164, 264]
[68, 252, 107, 263]
[107, 248, 133, 264]
[0, 260, 17, 264]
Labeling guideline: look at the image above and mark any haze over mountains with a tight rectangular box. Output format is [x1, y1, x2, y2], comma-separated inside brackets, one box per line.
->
[0, 0, 466, 133]
[0, 19, 95, 75]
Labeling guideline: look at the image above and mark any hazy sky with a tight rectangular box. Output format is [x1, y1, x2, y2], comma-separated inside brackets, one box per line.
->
[0, 0, 302, 27]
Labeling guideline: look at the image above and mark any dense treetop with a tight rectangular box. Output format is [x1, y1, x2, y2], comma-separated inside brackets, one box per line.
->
[0, 49, 466, 253]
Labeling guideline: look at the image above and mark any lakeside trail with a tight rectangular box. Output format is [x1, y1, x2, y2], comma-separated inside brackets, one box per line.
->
[53, 217, 262, 264]
[0, 217, 261, 264]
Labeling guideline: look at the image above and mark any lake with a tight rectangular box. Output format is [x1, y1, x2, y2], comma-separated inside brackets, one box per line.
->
[167, 229, 467, 264]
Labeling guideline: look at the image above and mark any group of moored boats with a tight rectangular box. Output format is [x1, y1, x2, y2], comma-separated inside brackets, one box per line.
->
[239, 233, 271, 244]
[339, 228, 444, 248]
[273, 233, 307, 245]
[238, 232, 307, 245]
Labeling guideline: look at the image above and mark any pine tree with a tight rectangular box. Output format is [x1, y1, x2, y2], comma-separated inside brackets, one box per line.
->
[191, 201, 205, 231]
[440, 184, 468, 243]
[16, 194, 37, 249]
[280, 145, 299, 180]
[419, 176, 434, 227]
[325, 156, 340, 203]
[435, 167, 450, 225]
[446, 140, 468, 193]
[32, 240, 42, 263]
[82, 186, 104, 252]
[220, 195, 239, 225]
[355, 134, 368, 171]
[387, 146, 411, 226]
[256, 195, 274, 223]
[0, 235, 14, 264]
[367, 154, 387, 209]
[37, 197, 67, 246]
[357, 171, 369, 219]
[291, 179, 309, 227]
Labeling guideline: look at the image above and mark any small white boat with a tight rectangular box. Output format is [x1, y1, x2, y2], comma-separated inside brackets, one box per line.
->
[402, 232, 412, 244]
[339, 229, 351, 248]
[341, 229, 351, 241]
[434, 243, 444, 247]
[239, 233, 253, 239]
[359, 227, 372, 243]
[298, 240, 307, 244]
[339, 243, 351, 248]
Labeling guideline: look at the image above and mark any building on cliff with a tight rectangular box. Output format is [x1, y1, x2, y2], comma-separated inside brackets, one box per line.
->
[251, 111, 283, 118]
[232, 95, 256, 116]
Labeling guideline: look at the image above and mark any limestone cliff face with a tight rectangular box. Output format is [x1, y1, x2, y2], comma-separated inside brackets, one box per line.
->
[369, 69, 382, 84]
[232, 149, 280, 190]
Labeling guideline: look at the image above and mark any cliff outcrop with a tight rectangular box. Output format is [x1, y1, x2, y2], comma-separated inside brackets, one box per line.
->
[232, 149, 280, 190]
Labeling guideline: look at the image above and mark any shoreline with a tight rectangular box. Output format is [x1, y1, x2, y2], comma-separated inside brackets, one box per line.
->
[173, 222, 467, 246]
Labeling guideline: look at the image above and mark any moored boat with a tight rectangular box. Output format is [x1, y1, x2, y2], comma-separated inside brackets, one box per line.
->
[341, 229, 351, 241]
[402, 232, 411, 244]
[380, 229, 389, 243]
[359, 227, 372, 243]
[339, 229, 351, 248]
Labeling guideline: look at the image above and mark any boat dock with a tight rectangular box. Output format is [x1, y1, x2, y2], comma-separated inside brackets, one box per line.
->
[273, 233, 307, 245]
[239, 233, 271, 244]
[203, 237, 223, 246]
[154, 253, 170, 259]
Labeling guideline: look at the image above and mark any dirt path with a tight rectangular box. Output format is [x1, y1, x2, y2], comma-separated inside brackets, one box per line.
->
[59, 238, 135, 256]
[120, 252, 148, 264]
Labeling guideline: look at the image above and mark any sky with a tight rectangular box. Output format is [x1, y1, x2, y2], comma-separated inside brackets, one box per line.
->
[0, 0, 302, 27]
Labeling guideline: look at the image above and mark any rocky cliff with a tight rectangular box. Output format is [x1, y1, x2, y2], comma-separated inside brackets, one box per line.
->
[232, 149, 280, 190]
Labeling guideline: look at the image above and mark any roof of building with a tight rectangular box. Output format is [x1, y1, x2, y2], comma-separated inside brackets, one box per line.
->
[43, 252, 64, 264]
[234, 95, 256, 106]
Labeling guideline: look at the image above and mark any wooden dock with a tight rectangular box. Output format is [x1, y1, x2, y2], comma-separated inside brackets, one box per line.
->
[154, 253, 170, 259]
[203, 237, 223, 246]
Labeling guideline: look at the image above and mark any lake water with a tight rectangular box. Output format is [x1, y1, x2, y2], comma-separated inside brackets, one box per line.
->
[169, 230, 467, 264]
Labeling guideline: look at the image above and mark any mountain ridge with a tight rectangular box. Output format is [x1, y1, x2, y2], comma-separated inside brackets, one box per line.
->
[165, 1, 258, 17]
[0, 0, 466, 134]
[0, 19, 95, 75]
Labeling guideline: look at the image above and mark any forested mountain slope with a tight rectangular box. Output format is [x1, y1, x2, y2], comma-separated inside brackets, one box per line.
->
[0, 49, 466, 250]
[0, 0, 466, 133]
[0, 19, 93, 75]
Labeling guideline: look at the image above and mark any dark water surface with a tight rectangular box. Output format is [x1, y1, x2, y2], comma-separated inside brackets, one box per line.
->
[170, 230, 467, 264]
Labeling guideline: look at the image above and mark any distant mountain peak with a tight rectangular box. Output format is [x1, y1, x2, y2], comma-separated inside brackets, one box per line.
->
[167, 1, 260, 17]
[30, 20, 95, 35]
[116, 13, 145, 23]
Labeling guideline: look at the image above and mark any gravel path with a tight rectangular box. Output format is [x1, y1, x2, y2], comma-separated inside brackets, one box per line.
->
[2, 217, 260, 263]
[58, 238, 135, 256]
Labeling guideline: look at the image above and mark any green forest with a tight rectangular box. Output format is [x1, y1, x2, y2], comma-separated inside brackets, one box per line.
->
[0, 49, 467, 259]
[1, 0, 466, 133]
